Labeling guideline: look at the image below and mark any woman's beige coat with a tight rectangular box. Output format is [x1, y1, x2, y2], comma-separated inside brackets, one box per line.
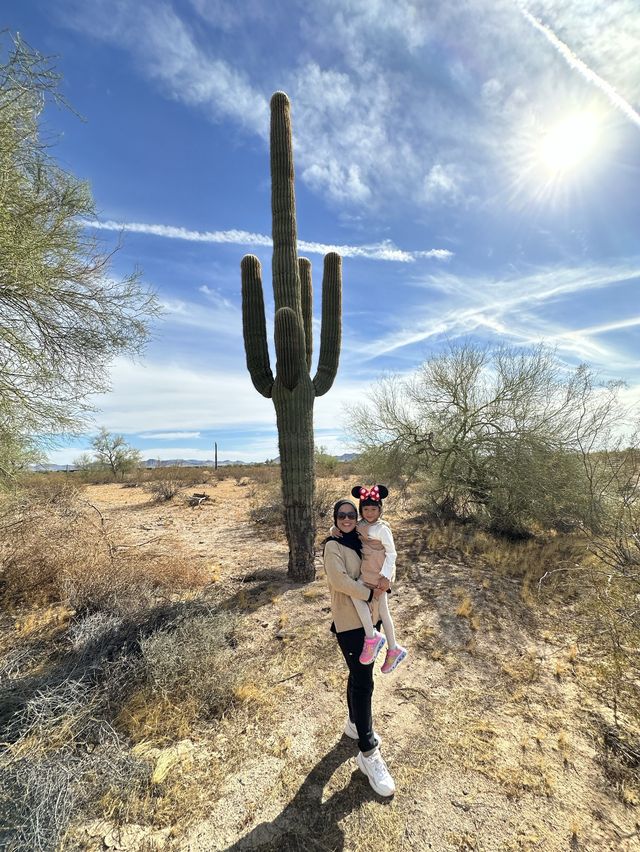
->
[323, 540, 381, 633]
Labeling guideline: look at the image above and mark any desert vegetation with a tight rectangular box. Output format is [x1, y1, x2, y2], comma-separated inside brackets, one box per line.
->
[1, 448, 639, 850]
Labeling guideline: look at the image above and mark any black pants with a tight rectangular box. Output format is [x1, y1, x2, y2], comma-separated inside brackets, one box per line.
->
[335, 627, 376, 753]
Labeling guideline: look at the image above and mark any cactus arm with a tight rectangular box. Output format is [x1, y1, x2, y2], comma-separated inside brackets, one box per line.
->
[299, 257, 313, 372]
[312, 252, 342, 396]
[275, 307, 304, 391]
[241, 254, 274, 398]
[270, 91, 302, 319]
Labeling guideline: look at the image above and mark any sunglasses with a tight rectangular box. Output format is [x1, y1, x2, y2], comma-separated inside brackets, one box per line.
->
[336, 511, 357, 520]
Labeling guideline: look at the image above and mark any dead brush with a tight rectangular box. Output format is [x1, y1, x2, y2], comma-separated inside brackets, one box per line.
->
[140, 466, 209, 489]
[421, 521, 588, 591]
[0, 599, 259, 850]
[249, 478, 343, 532]
[119, 609, 241, 742]
[144, 477, 184, 502]
[0, 482, 208, 615]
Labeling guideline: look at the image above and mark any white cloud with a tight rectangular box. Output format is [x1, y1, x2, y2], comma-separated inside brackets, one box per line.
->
[82, 357, 371, 435]
[519, 4, 640, 130]
[524, 1, 640, 105]
[160, 295, 241, 335]
[59, 0, 640, 214]
[365, 261, 640, 371]
[138, 431, 202, 439]
[422, 163, 465, 205]
[87, 219, 453, 262]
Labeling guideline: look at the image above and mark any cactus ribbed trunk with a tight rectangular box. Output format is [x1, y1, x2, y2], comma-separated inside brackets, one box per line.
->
[240, 92, 342, 583]
[273, 377, 315, 579]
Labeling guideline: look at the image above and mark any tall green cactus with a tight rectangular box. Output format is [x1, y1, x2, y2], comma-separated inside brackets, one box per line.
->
[241, 92, 342, 582]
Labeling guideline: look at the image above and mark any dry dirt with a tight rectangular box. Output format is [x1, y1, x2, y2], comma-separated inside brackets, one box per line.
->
[66, 479, 639, 851]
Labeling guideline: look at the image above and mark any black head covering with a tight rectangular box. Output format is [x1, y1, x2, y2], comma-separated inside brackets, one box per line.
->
[323, 499, 362, 555]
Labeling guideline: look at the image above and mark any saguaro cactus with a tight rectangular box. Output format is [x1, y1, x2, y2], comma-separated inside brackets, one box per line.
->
[241, 92, 342, 582]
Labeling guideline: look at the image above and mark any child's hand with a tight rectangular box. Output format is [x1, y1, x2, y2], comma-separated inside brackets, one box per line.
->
[329, 524, 343, 538]
[377, 577, 391, 592]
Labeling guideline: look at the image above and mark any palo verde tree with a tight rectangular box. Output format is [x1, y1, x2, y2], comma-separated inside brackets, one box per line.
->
[241, 92, 342, 582]
[90, 428, 142, 479]
[350, 342, 628, 537]
[0, 33, 160, 482]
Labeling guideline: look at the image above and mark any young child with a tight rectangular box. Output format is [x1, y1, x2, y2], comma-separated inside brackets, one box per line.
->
[333, 484, 408, 673]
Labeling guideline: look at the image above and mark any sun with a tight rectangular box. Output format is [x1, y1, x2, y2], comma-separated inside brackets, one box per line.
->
[538, 111, 601, 174]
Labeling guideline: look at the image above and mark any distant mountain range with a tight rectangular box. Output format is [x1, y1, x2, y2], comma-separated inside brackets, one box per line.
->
[32, 453, 358, 472]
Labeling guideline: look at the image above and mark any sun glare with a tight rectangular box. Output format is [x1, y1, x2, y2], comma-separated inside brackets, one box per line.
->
[539, 112, 600, 174]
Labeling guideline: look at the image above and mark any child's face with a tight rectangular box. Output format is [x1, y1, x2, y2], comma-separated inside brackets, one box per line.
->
[362, 504, 381, 523]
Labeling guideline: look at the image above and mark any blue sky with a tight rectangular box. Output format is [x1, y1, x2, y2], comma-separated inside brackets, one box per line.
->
[6, 0, 640, 464]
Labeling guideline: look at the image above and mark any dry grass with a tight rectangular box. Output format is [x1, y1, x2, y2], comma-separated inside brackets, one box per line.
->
[422, 522, 588, 589]
[3, 472, 640, 851]
[248, 477, 344, 532]
[0, 598, 276, 850]
[0, 481, 209, 615]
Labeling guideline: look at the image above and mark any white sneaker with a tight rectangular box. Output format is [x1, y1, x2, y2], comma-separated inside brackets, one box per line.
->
[344, 718, 382, 746]
[356, 747, 396, 797]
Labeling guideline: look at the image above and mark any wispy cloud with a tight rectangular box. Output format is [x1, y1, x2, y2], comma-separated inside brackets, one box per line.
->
[160, 294, 241, 335]
[81, 357, 369, 434]
[87, 219, 453, 262]
[366, 262, 640, 368]
[519, 4, 640, 130]
[138, 431, 202, 439]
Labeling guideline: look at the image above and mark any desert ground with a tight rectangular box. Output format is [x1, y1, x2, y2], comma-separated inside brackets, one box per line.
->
[2, 474, 639, 851]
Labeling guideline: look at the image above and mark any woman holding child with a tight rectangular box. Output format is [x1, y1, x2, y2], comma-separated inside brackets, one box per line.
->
[322, 489, 403, 797]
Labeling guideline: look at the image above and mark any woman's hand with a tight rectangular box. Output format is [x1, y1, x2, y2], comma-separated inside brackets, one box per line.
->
[372, 587, 386, 599]
[377, 577, 391, 592]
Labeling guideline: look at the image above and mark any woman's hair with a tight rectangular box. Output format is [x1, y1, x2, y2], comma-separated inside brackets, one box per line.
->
[351, 484, 389, 515]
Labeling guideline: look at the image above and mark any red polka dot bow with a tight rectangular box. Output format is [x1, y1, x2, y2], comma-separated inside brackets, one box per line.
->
[360, 485, 380, 501]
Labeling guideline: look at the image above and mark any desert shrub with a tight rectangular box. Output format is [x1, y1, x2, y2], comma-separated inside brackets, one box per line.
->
[0, 600, 241, 851]
[243, 464, 280, 485]
[349, 343, 630, 536]
[208, 464, 248, 482]
[249, 478, 342, 532]
[1, 736, 147, 852]
[0, 483, 207, 613]
[315, 446, 338, 477]
[141, 465, 209, 489]
[249, 485, 284, 528]
[131, 610, 240, 734]
[576, 479, 640, 726]
[144, 477, 182, 502]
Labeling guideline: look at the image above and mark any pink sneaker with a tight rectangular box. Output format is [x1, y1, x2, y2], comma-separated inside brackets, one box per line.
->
[381, 645, 408, 674]
[359, 630, 386, 665]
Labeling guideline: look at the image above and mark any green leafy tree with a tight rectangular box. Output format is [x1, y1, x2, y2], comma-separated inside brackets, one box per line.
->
[90, 428, 141, 479]
[0, 33, 160, 482]
[350, 343, 628, 536]
[315, 445, 338, 477]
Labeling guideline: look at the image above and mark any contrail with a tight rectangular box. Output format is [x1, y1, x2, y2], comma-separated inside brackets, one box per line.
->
[519, 5, 640, 130]
[86, 219, 453, 263]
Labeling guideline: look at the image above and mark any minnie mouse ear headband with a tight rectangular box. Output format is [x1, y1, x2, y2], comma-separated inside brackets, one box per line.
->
[351, 484, 389, 507]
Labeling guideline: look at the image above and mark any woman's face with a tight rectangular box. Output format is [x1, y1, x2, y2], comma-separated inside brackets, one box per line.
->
[362, 504, 381, 523]
[335, 502, 357, 533]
